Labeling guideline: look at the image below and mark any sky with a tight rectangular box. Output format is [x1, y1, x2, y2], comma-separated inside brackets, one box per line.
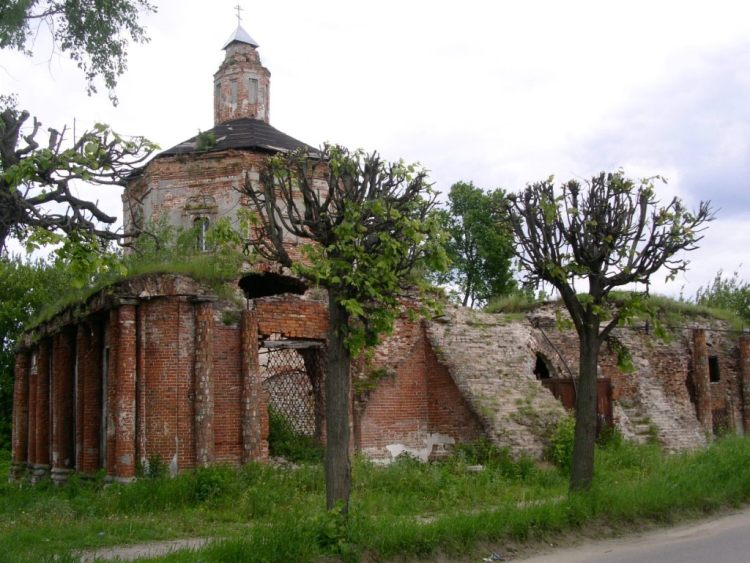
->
[2, 0, 750, 297]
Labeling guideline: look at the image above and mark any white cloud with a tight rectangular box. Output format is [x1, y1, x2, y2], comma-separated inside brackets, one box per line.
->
[3, 0, 750, 296]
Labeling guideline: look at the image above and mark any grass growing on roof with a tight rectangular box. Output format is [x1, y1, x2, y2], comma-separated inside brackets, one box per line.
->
[486, 290, 745, 332]
[26, 218, 249, 330]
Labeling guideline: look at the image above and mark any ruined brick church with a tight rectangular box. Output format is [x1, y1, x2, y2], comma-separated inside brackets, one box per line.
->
[10, 25, 750, 484]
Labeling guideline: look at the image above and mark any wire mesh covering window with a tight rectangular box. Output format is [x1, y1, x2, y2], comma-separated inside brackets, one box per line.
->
[260, 344, 322, 437]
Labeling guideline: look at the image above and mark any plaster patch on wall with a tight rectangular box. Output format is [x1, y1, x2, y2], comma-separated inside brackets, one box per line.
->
[383, 432, 456, 463]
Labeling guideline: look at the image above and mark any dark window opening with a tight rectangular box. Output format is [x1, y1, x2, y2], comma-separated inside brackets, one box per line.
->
[239, 272, 308, 299]
[709, 355, 720, 382]
[534, 353, 551, 380]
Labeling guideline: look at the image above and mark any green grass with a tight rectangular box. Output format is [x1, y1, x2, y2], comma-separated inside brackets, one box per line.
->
[4, 437, 750, 561]
[267, 407, 324, 463]
[486, 290, 745, 332]
[484, 293, 541, 314]
[28, 252, 245, 330]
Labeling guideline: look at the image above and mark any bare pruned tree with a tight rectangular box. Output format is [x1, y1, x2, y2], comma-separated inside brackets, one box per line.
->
[0, 100, 157, 253]
[507, 171, 712, 490]
[242, 144, 446, 512]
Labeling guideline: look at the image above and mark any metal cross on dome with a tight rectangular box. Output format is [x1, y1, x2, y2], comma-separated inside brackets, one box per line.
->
[234, 4, 243, 24]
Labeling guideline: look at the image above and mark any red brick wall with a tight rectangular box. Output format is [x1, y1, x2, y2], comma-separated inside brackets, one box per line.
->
[142, 298, 196, 470]
[27, 350, 37, 465]
[357, 322, 484, 456]
[11, 352, 29, 467]
[255, 295, 328, 340]
[35, 339, 51, 467]
[213, 321, 243, 463]
[531, 311, 744, 440]
[51, 329, 75, 470]
[80, 319, 103, 474]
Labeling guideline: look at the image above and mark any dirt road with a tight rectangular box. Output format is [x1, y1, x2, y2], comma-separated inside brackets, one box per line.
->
[518, 507, 750, 562]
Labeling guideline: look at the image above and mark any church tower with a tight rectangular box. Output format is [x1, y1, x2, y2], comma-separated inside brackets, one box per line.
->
[214, 24, 271, 124]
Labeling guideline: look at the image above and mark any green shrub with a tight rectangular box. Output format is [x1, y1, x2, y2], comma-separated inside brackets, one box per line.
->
[547, 415, 575, 470]
[268, 406, 324, 463]
[452, 438, 537, 479]
[596, 424, 625, 448]
[136, 455, 168, 479]
[192, 466, 238, 504]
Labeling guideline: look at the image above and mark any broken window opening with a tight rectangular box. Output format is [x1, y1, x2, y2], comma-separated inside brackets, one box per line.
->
[534, 353, 552, 380]
[709, 355, 720, 383]
[238, 272, 307, 299]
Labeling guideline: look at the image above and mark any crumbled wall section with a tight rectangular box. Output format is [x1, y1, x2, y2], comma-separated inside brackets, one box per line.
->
[616, 327, 707, 451]
[356, 319, 484, 461]
[525, 305, 744, 452]
[425, 308, 568, 459]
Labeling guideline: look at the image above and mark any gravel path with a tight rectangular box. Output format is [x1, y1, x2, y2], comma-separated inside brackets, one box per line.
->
[77, 538, 211, 561]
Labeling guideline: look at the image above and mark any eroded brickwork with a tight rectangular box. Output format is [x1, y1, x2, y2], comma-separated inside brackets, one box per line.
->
[11, 272, 750, 481]
[10, 352, 29, 479]
[526, 305, 745, 451]
[357, 319, 484, 461]
[426, 307, 568, 459]
[214, 40, 271, 124]
[194, 299, 216, 466]
[51, 329, 75, 483]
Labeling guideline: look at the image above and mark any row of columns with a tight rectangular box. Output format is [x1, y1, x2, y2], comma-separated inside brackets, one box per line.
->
[10, 301, 138, 483]
[192, 303, 268, 467]
[10, 298, 273, 483]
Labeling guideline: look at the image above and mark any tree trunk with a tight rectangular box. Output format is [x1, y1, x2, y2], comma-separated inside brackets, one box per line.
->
[462, 282, 471, 307]
[325, 288, 352, 513]
[570, 325, 600, 491]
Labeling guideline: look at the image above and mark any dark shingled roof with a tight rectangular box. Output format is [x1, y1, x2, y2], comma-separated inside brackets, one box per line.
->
[159, 118, 316, 157]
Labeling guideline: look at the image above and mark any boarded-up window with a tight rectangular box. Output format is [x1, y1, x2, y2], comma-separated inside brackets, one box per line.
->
[230, 79, 238, 106]
[248, 77, 259, 104]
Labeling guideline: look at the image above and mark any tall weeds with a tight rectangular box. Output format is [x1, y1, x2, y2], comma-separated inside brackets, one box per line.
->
[3, 437, 750, 561]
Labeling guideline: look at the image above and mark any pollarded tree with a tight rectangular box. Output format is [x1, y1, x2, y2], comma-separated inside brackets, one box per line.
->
[242, 145, 447, 512]
[0, 97, 157, 254]
[1, 0, 156, 103]
[507, 171, 712, 490]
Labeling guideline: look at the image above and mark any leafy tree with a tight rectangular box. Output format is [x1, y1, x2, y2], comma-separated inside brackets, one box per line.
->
[0, 256, 71, 450]
[242, 145, 447, 512]
[695, 269, 750, 324]
[0, 0, 156, 102]
[507, 171, 712, 490]
[438, 181, 515, 306]
[0, 96, 157, 254]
